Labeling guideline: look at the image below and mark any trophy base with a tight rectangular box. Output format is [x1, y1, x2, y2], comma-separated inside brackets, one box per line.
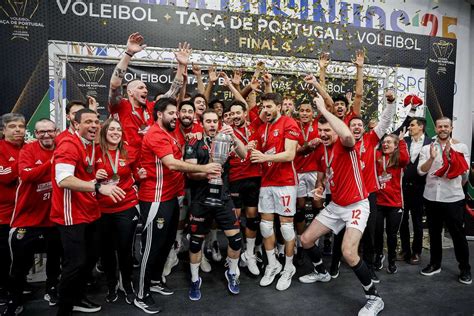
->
[203, 197, 224, 208]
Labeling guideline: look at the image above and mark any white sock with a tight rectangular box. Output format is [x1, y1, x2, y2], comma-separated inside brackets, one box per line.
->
[285, 255, 294, 270]
[246, 238, 256, 256]
[277, 243, 285, 255]
[296, 235, 302, 248]
[266, 250, 276, 266]
[210, 229, 218, 243]
[190, 263, 200, 282]
[227, 257, 239, 275]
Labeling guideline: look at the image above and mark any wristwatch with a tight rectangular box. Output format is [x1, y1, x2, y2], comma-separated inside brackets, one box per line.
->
[95, 182, 102, 193]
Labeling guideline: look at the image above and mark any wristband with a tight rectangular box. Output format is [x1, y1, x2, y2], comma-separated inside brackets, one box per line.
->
[95, 182, 102, 193]
[125, 51, 134, 58]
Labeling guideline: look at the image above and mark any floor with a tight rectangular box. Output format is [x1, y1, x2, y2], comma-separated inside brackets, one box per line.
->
[10, 238, 473, 316]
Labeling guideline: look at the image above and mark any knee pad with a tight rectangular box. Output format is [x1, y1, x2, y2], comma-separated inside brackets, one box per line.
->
[294, 209, 306, 223]
[260, 220, 274, 239]
[189, 235, 204, 254]
[280, 222, 295, 242]
[227, 233, 242, 251]
[246, 217, 260, 232]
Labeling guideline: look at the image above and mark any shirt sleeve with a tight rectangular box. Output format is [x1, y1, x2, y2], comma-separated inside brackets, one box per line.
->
[18, 145, 52, 182]
[146, 135, 174, 159]
[54, 140, 81, 165]
[284, 119, 301, 141]
[183, 140, 199, 161]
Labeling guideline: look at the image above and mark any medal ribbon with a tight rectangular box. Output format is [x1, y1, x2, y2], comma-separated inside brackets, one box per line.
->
[323, 145, 334, 170]
[131, 103, 148, 128]
[299, 122, 311, 143]
[106, 149, 120, 176]
[76, 132, 95, 170]
[233, 124, 249, 144]
[263, 123, 270, 148]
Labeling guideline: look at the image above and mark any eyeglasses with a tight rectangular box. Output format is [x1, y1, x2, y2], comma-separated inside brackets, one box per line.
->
[35, 130, 56, 136]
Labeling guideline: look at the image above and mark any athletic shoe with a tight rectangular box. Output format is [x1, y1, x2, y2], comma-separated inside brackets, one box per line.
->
[369, 268, 380, 284]
[124, 290, 136, 305]
[95, 261, 104, 274]
[420, 264, 441, 276]
[374, 254, 384, 271]
[396, 251, 409, 262]
[189, 277, 202, 301]
[329, 261, 340, 279]
[200, 256, 212, 273]
[240, 252, 260, 276]
[409, 254, 421, 265]
[458, 270, 472, 285]
[299, 269, 331, 284]
[133, 294, 162, 314]
[295, 247, 305, 266]
[225, 270, 240, 294]
[72, 298, 101, 313]
[386, 262, 397, 274]
[259, 261, 282, 287]
[2, 304, 23, 316]
[276, 265, 296, 291]
[211, 241, 222, 262]
[0, 288, 8, 306]
[150, 281, 174, 296]
[44, 287, 59, 306]
[358, 295, 384, 316]
[163, 249, 179, 277]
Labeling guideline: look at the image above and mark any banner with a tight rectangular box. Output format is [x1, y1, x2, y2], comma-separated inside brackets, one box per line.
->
[65, 61, 378, 121]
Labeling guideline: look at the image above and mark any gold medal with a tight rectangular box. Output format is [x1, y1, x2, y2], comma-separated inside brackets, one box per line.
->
[304, 141, 309, 147]
[86, 165, 93, 174]
[112, 173, 120, 181]
[140, 124, 147, 130]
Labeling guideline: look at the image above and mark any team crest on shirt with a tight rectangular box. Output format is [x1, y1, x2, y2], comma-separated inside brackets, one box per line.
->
[156, 218, 165, 229]
[273, 130, 279, 136]
[186, 146, 194, 155]
[119, 159, 126, 167]
[16, 228, 26, 240]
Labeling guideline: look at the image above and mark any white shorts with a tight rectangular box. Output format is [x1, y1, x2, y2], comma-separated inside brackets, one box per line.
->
[315, 199, 370, 234]
[258, 186, 297, 216]
[297, 172, 317, 198]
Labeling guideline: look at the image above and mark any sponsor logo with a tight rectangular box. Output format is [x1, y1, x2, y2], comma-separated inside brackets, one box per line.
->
[9, 157, 15, 162]
[35, 160, 43, 165]
[36, 181, 52, 192]
[156, 217, 165, 229]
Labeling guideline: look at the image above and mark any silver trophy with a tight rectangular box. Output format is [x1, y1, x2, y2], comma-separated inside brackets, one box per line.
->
[203, 132, 233, 207]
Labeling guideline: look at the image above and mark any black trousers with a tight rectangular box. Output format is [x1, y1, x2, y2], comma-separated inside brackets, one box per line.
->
[331, 193, 377, 267]
[9, 227, 62, 306]
[375, 206, 403, 264]
[424, 199, 471, 271]
[400, 186, 424, 256]
[0, 224, 11, 289]
[57, 221, 100, 314]
[99, 207, 139, 291]
[138, 199, 179, 299]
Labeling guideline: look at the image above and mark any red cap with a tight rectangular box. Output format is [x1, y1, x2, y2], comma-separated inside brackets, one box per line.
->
[446, 150, 469, 179]
[403, 94, 423, 107]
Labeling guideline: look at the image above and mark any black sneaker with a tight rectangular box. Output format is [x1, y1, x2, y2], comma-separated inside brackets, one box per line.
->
[458, 270, 472, 285]
[329, 261, 340, 279]
[2, 303, 23, 316]
[44, 287, 59, 306]
[420, 264, 441, 276]
[369, 268, 380, 283]
[105, 285, 118, 303]
[386, 262, 397, 274]
[95, 261, 104, 274]
[150, 281, 174, 296]
[124, 290, 136, 305]
[295, 247, 305, 267]
[374, 254, 384, 271]
[72, 297, 101, 313]
[0, 288, 9, 306]
[134, 294, 162, 314]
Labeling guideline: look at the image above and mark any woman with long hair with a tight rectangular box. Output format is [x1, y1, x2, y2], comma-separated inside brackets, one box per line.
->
[374, 132, 409, 274]
[96, 118, 140, 304]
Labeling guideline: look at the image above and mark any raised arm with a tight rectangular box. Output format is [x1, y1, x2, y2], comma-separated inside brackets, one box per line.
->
[204, 65, 218, 102]
[351, 49, 365, 116]
[109, 33, 146, 107]
[314, 94, 355, 147]
[161, 42, 190, 100]
[221, 72, 247, 105]
[374, 89, 396, 139]
[318, 52, 330, 89]
[192, 63, 205, 94]
[304, 74, 334, 113]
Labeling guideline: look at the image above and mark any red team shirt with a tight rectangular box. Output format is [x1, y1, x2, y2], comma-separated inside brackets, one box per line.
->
[343, 110, 357, 126]
[11, 142, 54, 228]
[376, 140, 409, 208]
[229, 123, 261, 182]
[0, 140, 21, 225]
[109, 99, 155, 161]
[251, 116, 300, 187]
[175, 120, 204, 149]
[51, 133, 99, 226]
[315, 138, 368, 206]
[294, 120, 319, 173]
[139, 124, 184, 202]
[355, 131, 381, 194]
[95, 147, 139, 214]
[55, 128, 73, 145]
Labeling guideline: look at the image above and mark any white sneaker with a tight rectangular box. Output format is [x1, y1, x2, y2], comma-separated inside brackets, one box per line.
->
[259, 261, 282, 287]
[358, 296, 384, 316]
[298, 269, 331, 283]
[211, 241, 222, 262]
[276, 265, 296, 291]
[163, 248, 179, 277]
[240, 252, 260, 276]
[200, 256, 212, 273]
